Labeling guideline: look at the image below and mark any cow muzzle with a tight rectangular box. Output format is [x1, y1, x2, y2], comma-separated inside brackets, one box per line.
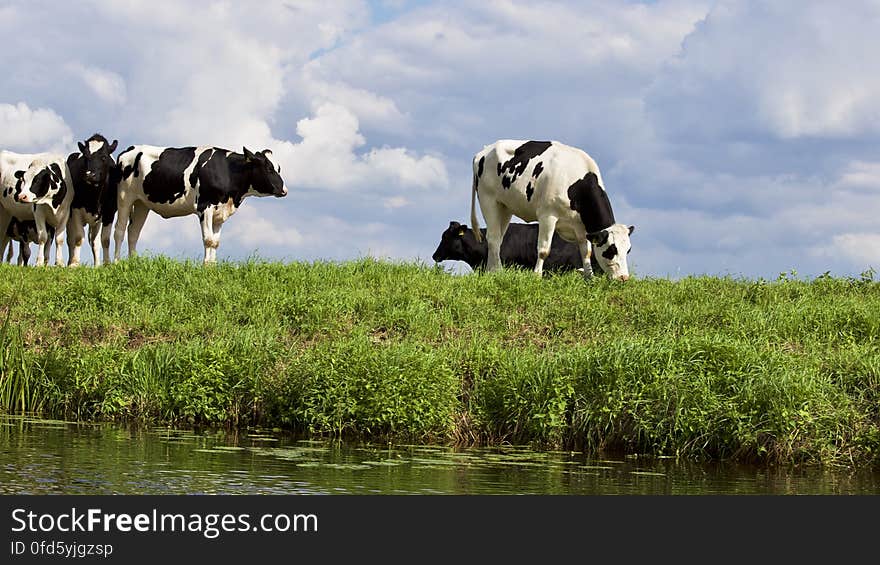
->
[16, 193, 32, 204]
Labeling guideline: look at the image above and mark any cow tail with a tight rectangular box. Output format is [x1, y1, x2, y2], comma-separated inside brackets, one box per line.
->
[470, 162, 482, 243]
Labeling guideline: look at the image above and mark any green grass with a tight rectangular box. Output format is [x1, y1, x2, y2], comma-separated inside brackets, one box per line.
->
[1, 257, 878, 467]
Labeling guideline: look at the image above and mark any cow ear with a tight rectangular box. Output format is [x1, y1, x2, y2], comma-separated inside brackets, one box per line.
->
[243, 147, 256, 161]
[78, 142, 88, 155]
[108, 140, 118, 154]
[457, 228, 466, 237]
[14, 170, 24, 179]
[449, 221, 460, 229]
[261, 149, 273, 156]
[628, 225, 635, 236]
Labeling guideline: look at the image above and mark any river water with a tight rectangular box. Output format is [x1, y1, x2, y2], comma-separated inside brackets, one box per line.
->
[2, 415, 878, 495]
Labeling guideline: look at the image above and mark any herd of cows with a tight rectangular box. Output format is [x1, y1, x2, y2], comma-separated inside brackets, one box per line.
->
[0, 136, 634, 280]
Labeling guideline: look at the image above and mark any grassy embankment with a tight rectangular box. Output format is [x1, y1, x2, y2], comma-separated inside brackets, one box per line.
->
[1, 257, 878, 467]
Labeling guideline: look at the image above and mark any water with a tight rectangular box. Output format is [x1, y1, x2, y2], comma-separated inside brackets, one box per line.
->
[1, 415, 878, 494]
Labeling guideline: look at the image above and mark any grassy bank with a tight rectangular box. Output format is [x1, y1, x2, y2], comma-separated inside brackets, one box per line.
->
[1, 257, 878, 467]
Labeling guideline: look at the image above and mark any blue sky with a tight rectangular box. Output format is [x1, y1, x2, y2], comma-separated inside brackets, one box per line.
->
[1, 0, 878, 279]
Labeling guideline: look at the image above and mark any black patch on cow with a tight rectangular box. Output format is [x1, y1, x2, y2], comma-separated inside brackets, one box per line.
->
[496, 162, 502, 177]
[142, 147, 197, 204]
[533, 161, 544, 179]
[132, 152, 143, 178]
[477, 156, 485, 178]
[120, 148, 143, 181]
[567, 172, 615, 233]
[498, 141, 552, 188]
[12, 173, 24, 198]
[29, 169, 51, 199]
[49, 163, 66, 209]
[589, 229, 609, 247]
[602, 244, 618, 260]
[526, 182, 534, 201]
[190, 149, 214, 188]
[193, 149, 244, 212]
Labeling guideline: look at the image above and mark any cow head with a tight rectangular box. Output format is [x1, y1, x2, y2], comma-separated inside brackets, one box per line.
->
[15, 161, 67, 206]
[587, 224, 635, 281]
[432, 221, 485, 267]
[78, 134, 118, 188]
[243, 147, 287, 198]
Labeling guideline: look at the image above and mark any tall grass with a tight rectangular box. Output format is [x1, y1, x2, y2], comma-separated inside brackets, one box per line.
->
[0, 256, 878, 466]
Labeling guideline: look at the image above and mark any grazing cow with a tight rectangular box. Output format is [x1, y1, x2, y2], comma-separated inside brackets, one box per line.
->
[113, 145, 287, 264]
[66, 133, 119, 267]
[4, 218, 55, 266]
[432, 220, 603, 274]
[0, 150, 73, 266]
[470, 139, 634, 280]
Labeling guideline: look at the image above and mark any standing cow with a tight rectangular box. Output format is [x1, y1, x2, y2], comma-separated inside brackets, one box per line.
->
[4, 218, 55, 266]
[113, 145, 287, 264]
[432, 220, 602, 274]
[0, 150, 73, 266]
[470, 139, 634, 280]
[66, 133, 119, 267]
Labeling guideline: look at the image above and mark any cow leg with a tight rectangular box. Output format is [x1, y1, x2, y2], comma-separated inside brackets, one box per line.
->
[126, 202, 150, 260]
[199, 208, 218, 265]
[53, 226, 65, 267]
[19, 242, 30, 266]
[480, 201, 512, 272]
[0, 214, 11, 265]
[66, 213, 85, 267]
[113, 198, 133, 263]
[534, 215, 559, 278]
[101, 221, 113, 265]
[32, 211, 48, 267]
[209, 219, 225, 265]
[88, 220, 102, 267]
[578, 239, 594, 279]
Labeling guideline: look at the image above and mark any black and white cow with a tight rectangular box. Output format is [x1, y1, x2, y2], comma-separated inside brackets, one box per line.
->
[66, 133, 119, 267]
[113, 145, 287, 264]
[432, 220, 603, 274]
[0, 150, 73, 266]
[4, 218, 55, 266]
[470, 139, 634, 280]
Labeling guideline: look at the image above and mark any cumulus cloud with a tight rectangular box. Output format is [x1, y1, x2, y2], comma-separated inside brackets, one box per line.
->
[271, 103, 448, 192]
[0, 102, 73, 152]
[647, 1, 880, 142]
[817, 233, 880, 269]
[66, 64, 127, 106]
[224, 206, 305, 248]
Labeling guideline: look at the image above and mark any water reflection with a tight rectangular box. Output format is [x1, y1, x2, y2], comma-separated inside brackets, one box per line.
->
[1, 415, 878, 495]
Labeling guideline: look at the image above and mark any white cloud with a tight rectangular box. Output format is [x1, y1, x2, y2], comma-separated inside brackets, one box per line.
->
[0, 102, 73, 152]
[817, 233, 880, 269]
[647, 1, 880, 142]
[383, 196, 410, 209]
[224, 206, 304, 248]
[271, 103, 448, 193]
[67, 63, 127, 106]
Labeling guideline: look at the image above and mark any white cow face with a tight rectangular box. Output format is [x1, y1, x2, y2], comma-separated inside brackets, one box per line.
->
[589, 224, 634, 281]
[15, 162, 65, 205]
